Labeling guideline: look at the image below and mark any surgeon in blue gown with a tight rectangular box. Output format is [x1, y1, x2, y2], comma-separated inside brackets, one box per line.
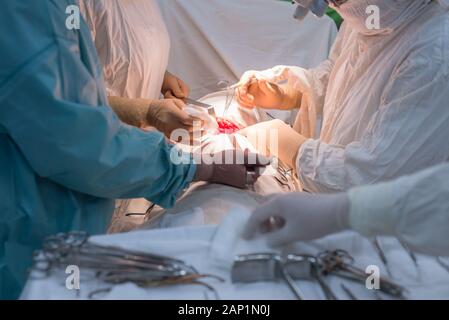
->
[0, 0, 258, 299]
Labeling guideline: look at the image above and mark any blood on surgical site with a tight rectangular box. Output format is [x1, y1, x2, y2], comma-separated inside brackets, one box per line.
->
[216, 117, 240, 134]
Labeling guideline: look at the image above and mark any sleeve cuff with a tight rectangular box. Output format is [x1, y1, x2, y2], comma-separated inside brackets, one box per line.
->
[295, 138, 345, 193]
[147, 149, 197, 209]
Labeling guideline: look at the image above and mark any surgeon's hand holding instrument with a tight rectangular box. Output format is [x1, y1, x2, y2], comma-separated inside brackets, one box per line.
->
[318, 250, 407, 299]
[184, 97, 216, 118]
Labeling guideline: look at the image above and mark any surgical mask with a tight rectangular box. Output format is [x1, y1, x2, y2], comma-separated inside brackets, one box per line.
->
[331, 0, 433, 35]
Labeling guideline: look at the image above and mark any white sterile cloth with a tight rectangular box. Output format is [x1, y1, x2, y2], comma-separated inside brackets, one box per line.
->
[21, 208, 449, 300]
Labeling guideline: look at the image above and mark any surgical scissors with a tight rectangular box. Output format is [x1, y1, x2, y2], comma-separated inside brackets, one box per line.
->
[317, 250, 407, 299]
[31, 232, 224, 299]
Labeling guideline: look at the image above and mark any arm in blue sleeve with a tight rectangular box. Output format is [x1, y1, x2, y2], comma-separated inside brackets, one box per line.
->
[0, 41, 196, 208]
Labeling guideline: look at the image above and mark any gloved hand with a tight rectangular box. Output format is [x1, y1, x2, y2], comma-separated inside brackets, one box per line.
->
[236, 75, 300, 110]
[162, 71, 190, 99]
[239, 119, 307, 169]
[243, 193, 350, 247]
[194, 150, 270, 189]
[146, 99, 197, 138]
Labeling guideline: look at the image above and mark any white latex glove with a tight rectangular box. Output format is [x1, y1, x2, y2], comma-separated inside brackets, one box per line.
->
[243, 193, 350, 247]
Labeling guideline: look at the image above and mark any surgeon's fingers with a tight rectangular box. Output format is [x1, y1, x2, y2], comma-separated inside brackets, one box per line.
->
[242, 200, 282, 239]
[178, 79, 190, 98]
[172, 98, 186, 110]
[259, 80, 278, 96]
[236, 88, 255, 109]
[178, 112, 197, 127]
[237, 76, 256, 98]
[238, 75, 254, 91]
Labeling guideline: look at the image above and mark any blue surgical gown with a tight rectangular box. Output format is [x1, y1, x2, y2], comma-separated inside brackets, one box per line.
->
[0, 0, 196, 299]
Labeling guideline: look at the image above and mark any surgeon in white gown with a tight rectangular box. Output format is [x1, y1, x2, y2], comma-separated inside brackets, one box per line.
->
[79, 0, 198, 225]
[244, 162, 449, 256]
[237, 0, 449, 193]
[79, 0, 193, 136]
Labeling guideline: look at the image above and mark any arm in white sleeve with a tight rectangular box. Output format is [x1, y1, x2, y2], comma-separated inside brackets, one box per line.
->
[348, 163, 449, 256]
[296, 41, 449, 193]
[0, 39, 195, 208]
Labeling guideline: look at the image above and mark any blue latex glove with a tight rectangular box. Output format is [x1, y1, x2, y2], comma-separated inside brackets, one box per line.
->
[293, 0, 329, 20]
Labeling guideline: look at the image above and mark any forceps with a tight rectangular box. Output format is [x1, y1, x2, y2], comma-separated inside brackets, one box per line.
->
[31, 231, 224, 298]
[318, 250, 407, 299]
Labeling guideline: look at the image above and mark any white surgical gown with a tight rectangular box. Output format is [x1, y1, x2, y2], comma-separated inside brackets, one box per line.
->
[254, 2, 449, 193]
[348, 163, 449, 256]
[0, 0, 195, 299]
[79, 0, 170, 99]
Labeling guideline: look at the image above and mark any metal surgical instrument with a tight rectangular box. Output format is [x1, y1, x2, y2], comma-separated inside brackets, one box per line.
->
[184, 97, 216, 118]
[318, 250, 407, 299]
[231, 253, 306, 300]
